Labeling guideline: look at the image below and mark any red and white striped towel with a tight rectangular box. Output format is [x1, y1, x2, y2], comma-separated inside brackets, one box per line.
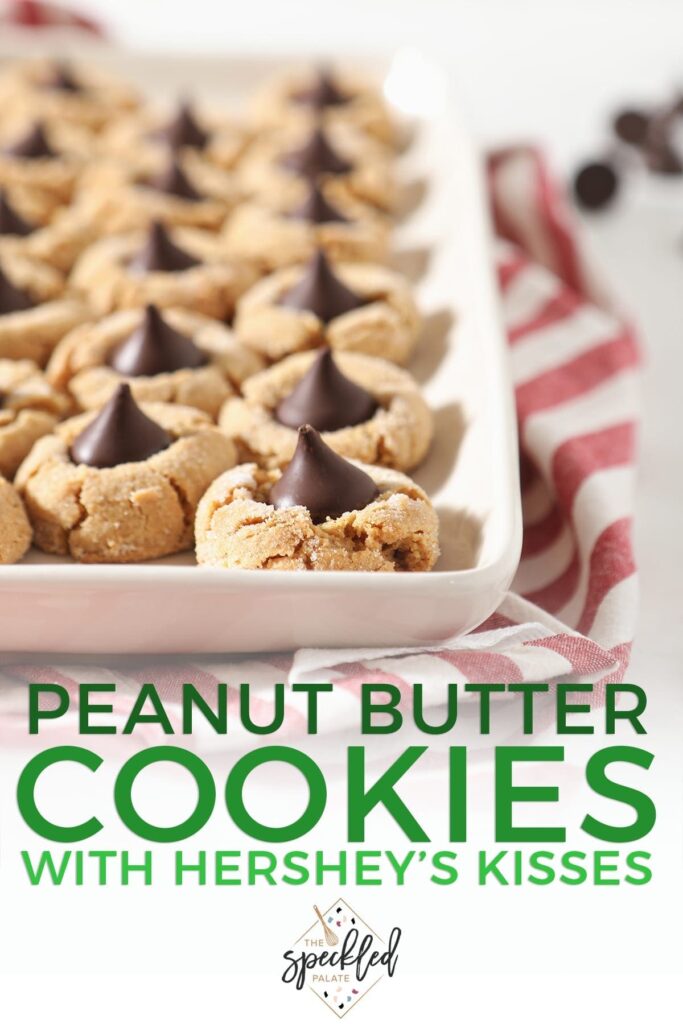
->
[0, 146, 640, 745]
[1, 0, 102, 33]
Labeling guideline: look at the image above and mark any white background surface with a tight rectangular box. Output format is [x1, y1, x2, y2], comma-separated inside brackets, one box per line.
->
[2, 1, 682, 1019]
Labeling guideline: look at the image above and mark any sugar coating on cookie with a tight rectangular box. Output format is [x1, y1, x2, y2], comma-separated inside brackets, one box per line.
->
[16, 400, 237, 563]
[0, 475, 32, 563]
[195, 460, 439, 571]
[219, 349, 433, 470]
[235, 257, 420, 364]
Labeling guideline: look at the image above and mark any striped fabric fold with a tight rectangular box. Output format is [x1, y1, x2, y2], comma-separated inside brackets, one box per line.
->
[1, 0, 102, 33]
[0, 147, 641, 740]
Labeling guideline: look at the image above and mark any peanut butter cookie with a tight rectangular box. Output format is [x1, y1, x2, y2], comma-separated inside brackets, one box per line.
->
[0, 59, 139, 134]
[195, 426, 439, 571]
[0, 119, 90, 215]
[221, 182, 390, 272]
[0, 358, 71, 478]
[0, 474, 32, 563]
[0, 189, 96, 273]
[71, 220, 256, 318]
[219, 348, 432, 470]
[76, 149, 240, 235]
[101, 99, 248, 173]
[0, 252, 90, 365]
[235, 250, 420, 364]
[49, 304, 264, 417]
[249, 67, 397, 147]
[16, 384, 237, 563]
[238, 122, 395, 213]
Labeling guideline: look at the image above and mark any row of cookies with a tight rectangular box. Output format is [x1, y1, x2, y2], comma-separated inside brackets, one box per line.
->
[0, 59, 440, 570]
[0, 60, 398, 273]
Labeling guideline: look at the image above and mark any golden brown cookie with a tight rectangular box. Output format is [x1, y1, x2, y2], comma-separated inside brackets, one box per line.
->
[0, 358, 71, 478]
[48, 305, 264, 417]
[219, 349, 432, 470]
[0, 252, 90, 365]
[0, 118, 90, 215]
[249, 67, 397, 147]
[75, 149, 240, 235]
[195, 457, 439, 571]
[0, 59, 139, 134]
[235, 252, 420, 364]
[0, 474, 32, 563]
[71, 221, 256, 318]
[238, 121, 395, 213]
[0, 195, 96, 274]
[16, 393, 237, 563]
[0, 182, 55, 231]
[220, 187, 390, 273]
[100, 100, 249, 173]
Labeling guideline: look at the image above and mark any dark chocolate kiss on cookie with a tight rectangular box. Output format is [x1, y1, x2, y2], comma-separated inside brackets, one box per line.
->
[0, 191, 35, 237]
[279, 249, 367, 323]
[288, 181, 349, 224]
[147, 157, 202, 201]
[280, 126, 353, 178]
[275, 348, 377, 432]
[159, 100, 209, 150]
[0, 266, 34, 315]
[44, 62, 82, 93]
[108, 304, 208, 377]
[293, 68, 349, 108]
[69, 383, 172, 469]
[129, 221, 200, 274]
[271, 424, 378, 523]
[4, 122, 56, 160]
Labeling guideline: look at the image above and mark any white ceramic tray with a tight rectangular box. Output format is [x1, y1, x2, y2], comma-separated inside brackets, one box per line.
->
[0, 44, 521, 654]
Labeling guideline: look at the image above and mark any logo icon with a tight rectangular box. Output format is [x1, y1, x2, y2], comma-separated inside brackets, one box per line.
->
[281, 898, 401, 1017]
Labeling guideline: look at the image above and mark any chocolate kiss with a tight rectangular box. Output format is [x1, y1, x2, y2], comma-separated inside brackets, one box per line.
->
[647, 143, 683, 175]
[108, 304, 208, 377]
[129, 221, 200, 274]
[159, 100, 209, 150]
[69, 383, 172, 469]
[288, 181, 349, 224]
[275, 348, 377, 432]
[147, 157, 202, 201]
[294, 68, 349, 108]
[45, 62, 82, 93]
[279, 249, 367, 323]
[645, 124, 683, 174]
[280, 126, 353, 178]
[270, 424, 379, 523]
[0, 265, 34, 315]
[5, 122, 55, 159]
[0, 191, 35, 236]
